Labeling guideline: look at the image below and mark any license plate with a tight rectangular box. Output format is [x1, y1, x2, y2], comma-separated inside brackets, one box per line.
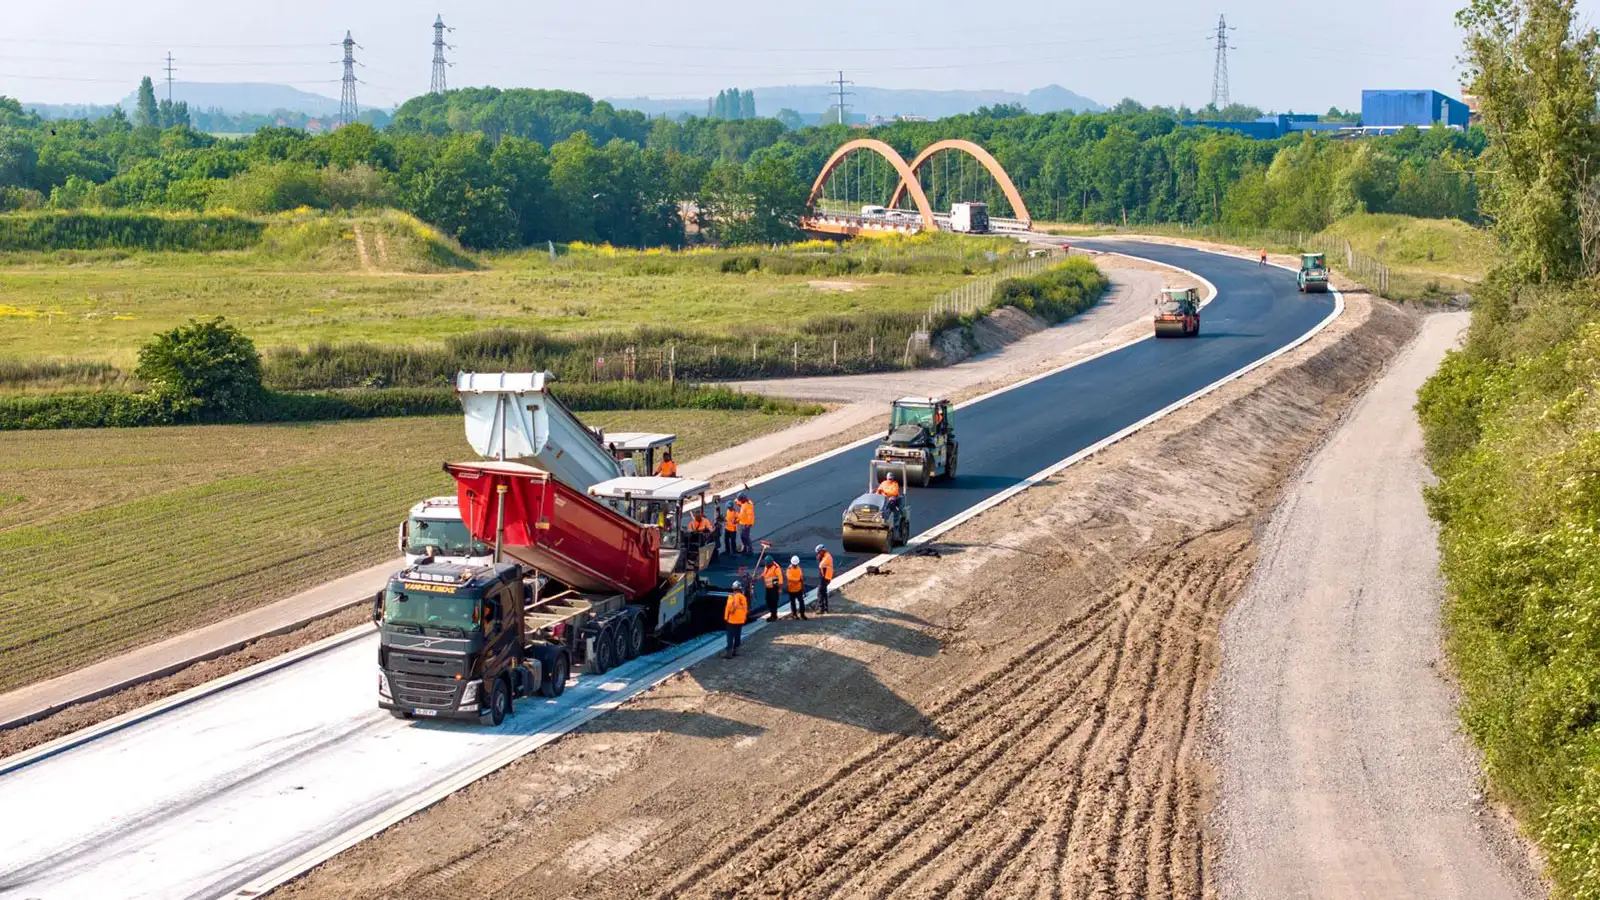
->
[413, 708, 437, 717]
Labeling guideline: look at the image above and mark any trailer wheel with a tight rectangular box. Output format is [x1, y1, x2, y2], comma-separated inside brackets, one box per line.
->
[622, 614, 644, 661]
[594, 627, 617, 674]
[482, 677, 510, 727]
[540, 652, 569, 698]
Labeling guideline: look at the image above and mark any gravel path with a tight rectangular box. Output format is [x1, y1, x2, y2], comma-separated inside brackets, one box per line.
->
[1213, 311, 1546, 900]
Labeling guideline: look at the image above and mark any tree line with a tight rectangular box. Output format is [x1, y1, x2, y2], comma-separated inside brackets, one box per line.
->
[0, 84, 1485, 250]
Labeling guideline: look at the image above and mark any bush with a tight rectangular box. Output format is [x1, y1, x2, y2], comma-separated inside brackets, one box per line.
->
[989, 257, 1110, 323]
[134, 317, 266, 420]
[0, 210, 262, 252]
[1418, 276, 1600, 899]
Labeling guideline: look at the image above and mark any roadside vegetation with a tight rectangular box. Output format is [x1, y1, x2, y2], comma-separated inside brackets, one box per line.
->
[0, 406, 804, 693]
[1417, 2, 1600, 895]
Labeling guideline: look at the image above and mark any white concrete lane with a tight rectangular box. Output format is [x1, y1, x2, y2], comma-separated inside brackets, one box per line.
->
[0, 628, 727, 900]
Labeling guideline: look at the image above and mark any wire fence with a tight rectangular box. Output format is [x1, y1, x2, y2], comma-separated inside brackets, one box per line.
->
[1170, 224, 1392, 296]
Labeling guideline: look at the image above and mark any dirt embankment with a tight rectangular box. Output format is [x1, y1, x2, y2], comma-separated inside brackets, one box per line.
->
[279, 289, 1416, 900]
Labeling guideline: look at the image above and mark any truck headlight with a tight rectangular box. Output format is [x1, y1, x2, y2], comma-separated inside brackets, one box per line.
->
[459, 679, 481, 708]
[377, 670, 392, 699]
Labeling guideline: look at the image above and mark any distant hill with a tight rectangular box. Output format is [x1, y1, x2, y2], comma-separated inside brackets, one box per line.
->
[608, 84, 1104, 122]
[116, 82, 342, 116]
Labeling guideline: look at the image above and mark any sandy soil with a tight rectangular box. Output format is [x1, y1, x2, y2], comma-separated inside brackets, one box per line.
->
[279, 288, 1418, 898]
[1212, 311, 1547, 900]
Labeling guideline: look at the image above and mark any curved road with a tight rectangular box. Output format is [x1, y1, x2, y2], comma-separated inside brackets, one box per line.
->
[0, 242, 1336, 900]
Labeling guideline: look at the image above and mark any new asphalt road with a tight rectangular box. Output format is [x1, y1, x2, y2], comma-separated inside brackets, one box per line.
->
[0, 241, 1336, 900]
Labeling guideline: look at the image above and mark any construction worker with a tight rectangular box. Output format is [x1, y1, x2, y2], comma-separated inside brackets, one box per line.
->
[736, 492, 755, 554]
[1259, 248, 1269, 267]
[723, 581, 748, 659]
[786, 556, 807, 620]
[723, 499, 740, 556]
[655, 450, 677, 477]
[762, 556, 783, 622]
[815, 544, 834, 615]
[877, 469, 903, 516]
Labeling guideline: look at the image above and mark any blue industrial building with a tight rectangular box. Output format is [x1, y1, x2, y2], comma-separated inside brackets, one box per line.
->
[1361, 90, 1471, 128]
[1192, 114, 1353, 140]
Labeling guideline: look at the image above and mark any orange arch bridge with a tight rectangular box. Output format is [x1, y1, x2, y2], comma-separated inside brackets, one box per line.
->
[888, 139, 1032, 229]
[806, 139, 940, 231]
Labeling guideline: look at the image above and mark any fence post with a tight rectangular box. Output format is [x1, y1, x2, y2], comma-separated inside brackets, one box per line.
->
[793, 342, 799, 372]
[869, 335, 875, 359]
[751, 341, 757, 361]
[832, 340, 838, 367]
[668, 344, 675, 385]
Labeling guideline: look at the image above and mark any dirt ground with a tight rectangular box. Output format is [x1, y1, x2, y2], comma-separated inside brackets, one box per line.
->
[279, 287, 1416, 898]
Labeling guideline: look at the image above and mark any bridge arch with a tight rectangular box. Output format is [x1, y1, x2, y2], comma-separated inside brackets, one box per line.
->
[806, 139, 940, 232]
[889, 139, 1032, 229]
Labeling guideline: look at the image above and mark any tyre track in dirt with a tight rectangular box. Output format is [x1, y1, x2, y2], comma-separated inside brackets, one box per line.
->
[278, 291, 1414, 900]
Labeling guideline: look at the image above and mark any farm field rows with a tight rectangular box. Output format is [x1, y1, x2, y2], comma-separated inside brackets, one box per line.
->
[0, 408, 803, 692]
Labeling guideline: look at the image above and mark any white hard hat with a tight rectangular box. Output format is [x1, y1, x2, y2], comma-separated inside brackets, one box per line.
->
[815, 544, 826, 555]
[731, 580, 742, 590]
[790, 556, 800, 565]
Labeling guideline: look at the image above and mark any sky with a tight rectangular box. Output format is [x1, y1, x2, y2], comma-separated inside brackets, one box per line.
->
[6, 0, 1598, 112]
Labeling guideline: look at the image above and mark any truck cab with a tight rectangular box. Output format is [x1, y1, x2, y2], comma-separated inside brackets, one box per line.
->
[377, 561, 537, 725]
[398, 497, 492, 566]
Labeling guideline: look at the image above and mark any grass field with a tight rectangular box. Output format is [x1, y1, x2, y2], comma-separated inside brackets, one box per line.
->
[0, 220, 1011, 371]
[0, 408, 804, 692]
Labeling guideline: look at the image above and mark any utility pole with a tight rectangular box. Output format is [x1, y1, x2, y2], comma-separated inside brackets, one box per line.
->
[430, 15, 452, 94]
[339, 31, 359, 128]
[829, 70, 854, 126]
[164, 52, 176, 104]
[1209, 14, 1236, 109]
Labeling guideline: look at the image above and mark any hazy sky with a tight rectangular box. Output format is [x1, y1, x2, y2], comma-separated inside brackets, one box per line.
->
[7, 0, 1598, 111]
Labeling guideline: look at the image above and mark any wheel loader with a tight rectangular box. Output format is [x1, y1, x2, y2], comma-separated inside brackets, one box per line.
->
[869, 397, 957, 488]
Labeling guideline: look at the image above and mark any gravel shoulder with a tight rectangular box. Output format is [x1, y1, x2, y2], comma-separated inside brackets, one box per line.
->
[1212, 311, 1548, 900]
[280, 290, 1415, 899]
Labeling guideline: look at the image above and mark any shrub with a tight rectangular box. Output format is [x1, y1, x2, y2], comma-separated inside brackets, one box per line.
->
[134, 317, 266, 420]
[0, 210, 262, 252]
[989, 257, 1110, 323]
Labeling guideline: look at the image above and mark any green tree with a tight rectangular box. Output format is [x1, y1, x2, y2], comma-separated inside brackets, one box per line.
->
[775, 108, 804, 131]
[134, 77, 159, 129]
[739, 90, 756, 120]
[1459, 0, 1600, 281]
[134, 317, 265, 420]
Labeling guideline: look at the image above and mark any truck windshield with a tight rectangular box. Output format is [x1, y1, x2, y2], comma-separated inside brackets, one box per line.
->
[1158, 300, 1188, 315]
[890, 405, 935, 430]
[383, 587, 478, 635]
[406, 517, 489, 559]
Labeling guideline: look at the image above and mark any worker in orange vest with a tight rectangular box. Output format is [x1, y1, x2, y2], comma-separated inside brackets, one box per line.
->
[814, 544, 835, 615]
[762, 557, 784, 622]
[723, 581, 748, 659]
[723, 501, 739, 557]
[1259, 248, 1268, 267]
[736, 492, 755, 554]
[877, 470, 903, 516]
[654, 450, 677, 477]
[785, 556, 807, 620]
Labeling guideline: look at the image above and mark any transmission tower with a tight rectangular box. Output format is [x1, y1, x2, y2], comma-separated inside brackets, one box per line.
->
[164, 52, 176, 104]
[339, 31, 359, 127]
[832, 70, 857, 124]
[1209, 14, 1236, 109]
[430, 15, 453, 94]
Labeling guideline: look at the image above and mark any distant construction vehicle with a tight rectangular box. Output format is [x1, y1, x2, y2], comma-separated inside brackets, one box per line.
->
[841, 488, 911, 554]
[1297, 252, 1330, 293]
[950, 201, 990, 234]
[869, 397, 958, 488]
[1154, 287, 1201, 338]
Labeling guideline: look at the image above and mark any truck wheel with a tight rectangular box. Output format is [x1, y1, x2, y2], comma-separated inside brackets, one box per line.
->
[483, 677, 510, 727]
[541, 652, 569, 698]
[622, 615, 644, 661]
[595, 627, 617, 674]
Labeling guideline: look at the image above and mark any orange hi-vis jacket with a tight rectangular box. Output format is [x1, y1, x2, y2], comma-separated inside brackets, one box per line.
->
[737, 499, 755, 526]
[724, 591, 748, 625]
[656, 458, 678, 477]
[724, 506, 739, 532]
[786, 564, 804, 593]
[763, 561, 782, 588]
[817, 550, 835, 581]
[690, 513, 712, 533]
[877, 479, 901, 498]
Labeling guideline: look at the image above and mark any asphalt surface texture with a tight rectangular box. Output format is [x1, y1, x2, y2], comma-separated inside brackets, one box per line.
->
[713, 241, 1335, 586]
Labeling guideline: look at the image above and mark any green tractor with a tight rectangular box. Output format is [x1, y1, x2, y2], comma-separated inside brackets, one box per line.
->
[868, 397, 957, 488]
[1297, 252, 1330, 294]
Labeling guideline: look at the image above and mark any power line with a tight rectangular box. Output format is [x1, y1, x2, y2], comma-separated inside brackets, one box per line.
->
[1210, 13, 1237, 108]
[829, 70, 853, 125]
[430, 14, 452, 94]
[339, 31, 358, 127]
